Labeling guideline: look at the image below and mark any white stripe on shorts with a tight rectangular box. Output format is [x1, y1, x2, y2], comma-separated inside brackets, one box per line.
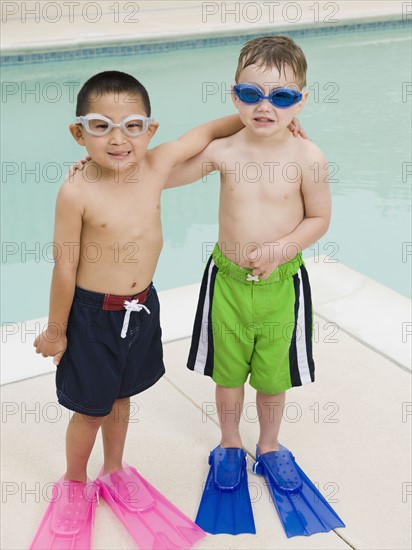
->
[295, 268, 312, 384]
[193, 259, 215, 374]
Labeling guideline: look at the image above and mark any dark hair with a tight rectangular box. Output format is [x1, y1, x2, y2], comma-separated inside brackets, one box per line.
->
[76, 71, 151, 116]
[235, 36, 307, 89]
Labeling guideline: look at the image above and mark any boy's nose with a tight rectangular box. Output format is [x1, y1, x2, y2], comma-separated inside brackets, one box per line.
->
[257, 99, 273, 110]
[109, 127, 127, 143]
[256, 95, 272, 105]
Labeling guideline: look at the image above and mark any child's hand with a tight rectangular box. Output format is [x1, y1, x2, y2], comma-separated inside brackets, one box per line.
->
[288, 118, 310, 140]
[64, 156, 91, 182]
[33, 329, 67, 366]
[240, 244, 283, 279]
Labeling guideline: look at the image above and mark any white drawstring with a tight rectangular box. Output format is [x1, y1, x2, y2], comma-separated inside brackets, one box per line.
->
[246, 274, 259, 282]
[121, 299, 150, 338]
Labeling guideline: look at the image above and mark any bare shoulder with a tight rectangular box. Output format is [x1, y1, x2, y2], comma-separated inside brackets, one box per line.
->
[294, 137, 330, 190]
[296, 136, 327, 164]
[206, 135, 236, 162]
[57, 168, 87, 211]
[145, 142, 173, 171]
[209, 134, 233, 150]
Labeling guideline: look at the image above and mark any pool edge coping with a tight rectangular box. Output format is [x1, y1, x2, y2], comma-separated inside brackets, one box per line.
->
[1, 14, 409, 65]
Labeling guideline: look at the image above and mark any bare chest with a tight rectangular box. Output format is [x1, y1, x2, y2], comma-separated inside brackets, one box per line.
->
[219, 159, 302, 203]
[82, 184, 162, 242]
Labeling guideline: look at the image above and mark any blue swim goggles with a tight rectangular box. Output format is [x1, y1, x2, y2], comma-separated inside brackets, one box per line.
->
[233, 83, 302, 108]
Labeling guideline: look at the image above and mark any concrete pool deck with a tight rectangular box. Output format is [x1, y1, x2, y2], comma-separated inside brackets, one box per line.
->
[1, 1, 409, 55]
[1, 258, 411, 549]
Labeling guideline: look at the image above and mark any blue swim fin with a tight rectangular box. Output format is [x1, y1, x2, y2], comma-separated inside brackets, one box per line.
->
[253, 445, 345, 537]
[195, 446, 256, 535]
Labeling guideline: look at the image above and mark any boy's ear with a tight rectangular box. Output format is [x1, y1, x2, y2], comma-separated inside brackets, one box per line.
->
[294, 89, 309, 114]
[69, 123, 86, 145]
[230, 83, 240, 110]
[146, 121, 159, 141]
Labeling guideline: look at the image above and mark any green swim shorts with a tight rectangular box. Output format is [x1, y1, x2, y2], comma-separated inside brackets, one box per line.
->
[187, 243, 315, 394]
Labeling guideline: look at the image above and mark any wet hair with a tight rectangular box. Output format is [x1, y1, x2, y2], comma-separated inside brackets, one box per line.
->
[75, 70, 151, 116]
[235, 36, 307, 89]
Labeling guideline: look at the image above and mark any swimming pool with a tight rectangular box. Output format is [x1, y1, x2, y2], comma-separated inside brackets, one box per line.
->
[1, 25, 411, 324]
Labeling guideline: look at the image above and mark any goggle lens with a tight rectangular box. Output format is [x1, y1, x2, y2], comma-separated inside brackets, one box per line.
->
[239, 87, 261, 103]
[272, 90, 297, 107]
[87, 118, 110, 135]
[123, 119, 146, 135]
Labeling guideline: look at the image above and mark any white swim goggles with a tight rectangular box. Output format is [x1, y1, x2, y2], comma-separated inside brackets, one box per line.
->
[76, 113, 155, 137]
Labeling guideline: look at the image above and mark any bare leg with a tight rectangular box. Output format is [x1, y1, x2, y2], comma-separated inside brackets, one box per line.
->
[216, 385, 244, 448]
[101, 397, 130, 474]
[256, 391, 285, 454]
[65, 413, 104, 482]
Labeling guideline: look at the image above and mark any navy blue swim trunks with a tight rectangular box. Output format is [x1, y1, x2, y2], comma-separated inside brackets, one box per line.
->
[56, 284, 165, 416]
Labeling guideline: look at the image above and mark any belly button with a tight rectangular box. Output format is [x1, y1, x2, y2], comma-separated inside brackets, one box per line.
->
[131, 282, 136, 288]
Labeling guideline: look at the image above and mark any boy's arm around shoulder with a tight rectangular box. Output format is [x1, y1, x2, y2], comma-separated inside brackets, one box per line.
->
[163, 138, 222, 189]
[33, 175, 84, 365]
[151, 115, 242, 187]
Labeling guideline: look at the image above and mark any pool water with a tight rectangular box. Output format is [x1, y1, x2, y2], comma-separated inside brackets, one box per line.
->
[1, 26, 411, 324]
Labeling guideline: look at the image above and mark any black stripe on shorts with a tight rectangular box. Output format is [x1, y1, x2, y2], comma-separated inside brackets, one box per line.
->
[187, 256, 218, 377]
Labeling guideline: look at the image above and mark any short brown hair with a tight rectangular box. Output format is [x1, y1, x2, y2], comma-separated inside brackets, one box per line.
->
[235, 35, 307, 89]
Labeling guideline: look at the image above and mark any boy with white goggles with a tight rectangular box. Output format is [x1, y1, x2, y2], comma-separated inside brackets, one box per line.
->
[31, 69, 248, 550]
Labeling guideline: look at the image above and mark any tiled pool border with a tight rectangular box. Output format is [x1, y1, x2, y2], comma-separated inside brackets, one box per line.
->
[1, 18, 410, 66]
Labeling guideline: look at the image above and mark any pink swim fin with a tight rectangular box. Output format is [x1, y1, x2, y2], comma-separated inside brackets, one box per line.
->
[97, 464, 206, 549]
[30, 478, 98, 549]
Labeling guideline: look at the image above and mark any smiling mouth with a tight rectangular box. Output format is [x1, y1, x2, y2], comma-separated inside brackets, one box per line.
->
[108, 151, 131, 157]
[254, 117, 275, 123]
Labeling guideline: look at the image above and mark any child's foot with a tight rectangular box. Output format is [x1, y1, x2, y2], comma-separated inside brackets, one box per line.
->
[220, 438, 243, 449]
[101, 462, 123, 475]
[211, 447, 246, 489]
[64, 472, 87, 483]
[257, 442, 280, 454]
